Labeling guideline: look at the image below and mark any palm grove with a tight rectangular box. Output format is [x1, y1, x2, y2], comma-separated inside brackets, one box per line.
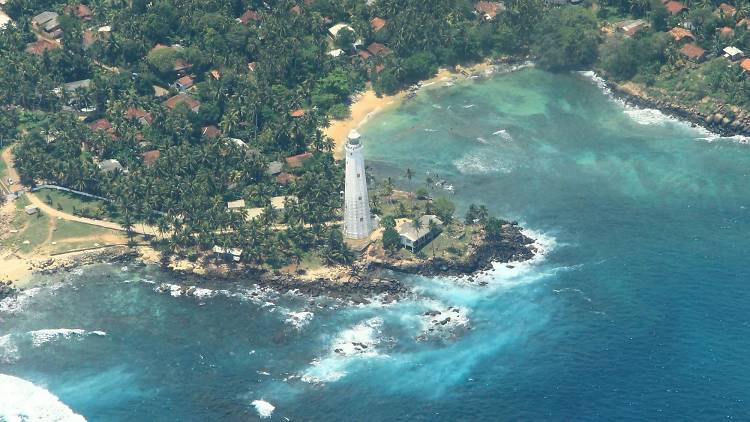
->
[3, 0, 727, 268]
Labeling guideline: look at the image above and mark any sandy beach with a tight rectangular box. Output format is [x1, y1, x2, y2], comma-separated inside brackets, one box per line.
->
[326, 62, 494, 158]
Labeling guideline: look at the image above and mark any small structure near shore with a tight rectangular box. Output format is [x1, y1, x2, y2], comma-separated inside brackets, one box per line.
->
[212, 246, 242, 262]
[397, 215, 443, 252]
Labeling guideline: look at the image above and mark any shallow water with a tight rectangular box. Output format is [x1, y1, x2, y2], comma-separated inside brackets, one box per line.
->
[2, 68, 749, 420]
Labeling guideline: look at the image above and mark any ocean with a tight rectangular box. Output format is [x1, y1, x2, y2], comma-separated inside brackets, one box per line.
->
[2, 67, 749, 421]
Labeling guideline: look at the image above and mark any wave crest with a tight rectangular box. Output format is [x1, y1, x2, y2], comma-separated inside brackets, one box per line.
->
[0, 374, 87, 421]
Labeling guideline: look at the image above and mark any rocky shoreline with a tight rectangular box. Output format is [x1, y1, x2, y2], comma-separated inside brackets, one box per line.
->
[605, 78, 750, 138]
[365, 222, 536, 282]
[5, 222, 537, 302]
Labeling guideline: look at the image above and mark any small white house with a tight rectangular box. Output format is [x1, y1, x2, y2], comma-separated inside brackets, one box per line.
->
[99, 159, 123, 173]
[212, 245, 242, 262]
[227, 199, 246, 210]
[723, 46, 744, 61]
[24, 205, 39, 215]
[397, 215, 443, 252]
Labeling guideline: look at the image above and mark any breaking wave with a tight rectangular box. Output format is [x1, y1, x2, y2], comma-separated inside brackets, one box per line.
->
[453, 151, 515, 175]
[301, 317, 386, 384]
[28, 329, 106, 347]
[0, 374, 87, 421]
[251, 399, 275, 418]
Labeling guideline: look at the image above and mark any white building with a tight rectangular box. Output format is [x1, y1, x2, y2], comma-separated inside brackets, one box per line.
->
[397, 215, 443, 252]
[343, 130, 374, 239]
[723, 46, 744, 61]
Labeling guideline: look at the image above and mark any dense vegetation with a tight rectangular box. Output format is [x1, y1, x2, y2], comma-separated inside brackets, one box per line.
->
[2, 0, 749, 268]
[0, 0, 550, 267]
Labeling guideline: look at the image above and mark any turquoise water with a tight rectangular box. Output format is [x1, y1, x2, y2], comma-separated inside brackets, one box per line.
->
[2, 68, 750, 420]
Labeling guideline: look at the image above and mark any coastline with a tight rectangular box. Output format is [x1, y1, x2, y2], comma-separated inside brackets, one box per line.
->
[1, 58, 532, 298]
[327, 61, 497, 159]
[595, 71, 750, 140]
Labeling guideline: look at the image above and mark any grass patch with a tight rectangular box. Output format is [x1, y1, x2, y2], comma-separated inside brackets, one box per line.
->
[51, 219, 122, 242]
[37, 188, 110, 219]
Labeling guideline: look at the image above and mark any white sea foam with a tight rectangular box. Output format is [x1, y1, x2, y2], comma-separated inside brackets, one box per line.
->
[492, 129, 514, 142]
[28, 329, 106, 347]
[0, 374, 87, 421]
[251, 400, 275, 418]
[453, 151, 514, 175]
[463, 104, 476, 109]
[301, 317, 386, 384]
[285, 311, 313, 330]
[417, 306, 471, 342]
[577, 70, 721, 134]
[0, 334, 19, 363]
[0, 287, 41, 314]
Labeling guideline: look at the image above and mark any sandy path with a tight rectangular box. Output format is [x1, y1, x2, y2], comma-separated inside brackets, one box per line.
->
[1, 146, 158, 236]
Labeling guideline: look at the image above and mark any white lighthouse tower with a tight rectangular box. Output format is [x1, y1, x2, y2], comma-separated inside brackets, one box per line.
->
[343, 129, 373, 239]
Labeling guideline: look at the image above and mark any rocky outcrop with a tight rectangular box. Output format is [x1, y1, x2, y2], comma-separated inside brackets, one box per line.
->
[0, 280, 16, 300]
[607, 80, 750, 138]
[367, 222, 535, 278]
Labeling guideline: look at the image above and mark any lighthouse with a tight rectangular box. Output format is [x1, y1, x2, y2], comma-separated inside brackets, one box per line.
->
[343, 129, 373, 239]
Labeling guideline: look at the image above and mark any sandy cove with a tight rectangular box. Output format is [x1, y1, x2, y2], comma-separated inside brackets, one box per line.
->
[327, 62, 494, 159]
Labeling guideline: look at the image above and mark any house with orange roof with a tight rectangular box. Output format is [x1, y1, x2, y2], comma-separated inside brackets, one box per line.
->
[718, 3, 737, 17]
[141, 150, 161, 166]
[680, 43, 707, 62]
[25, 38, 59, 55]
[367, 42, 391, 56]
[237, 9, 261, 25]
[286, 152, 313, 168]
[740, 58, 750, 72]
[163, 94, 200, 112]
[664, 1, 687, 15]
[474, 1, 506, 20]
[371, 17, 386, 32]
[668, 27, 695, 42]
[124, 108, 153, 125]
[173, 75, 194, 92]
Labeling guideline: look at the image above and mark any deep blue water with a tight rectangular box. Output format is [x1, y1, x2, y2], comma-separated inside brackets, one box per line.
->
[2, 68, 750, 421]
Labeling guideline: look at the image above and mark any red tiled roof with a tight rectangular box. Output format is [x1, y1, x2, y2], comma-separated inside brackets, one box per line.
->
[371, 17, 386, 32]
[291, 5, 302, 14]
[358, 50, 372, 60]
[285, 152, 313, 167]
[720, 26, 734, 37]
[475, 1, 505, 19]
[665, 1, 687, 15]
[719, 3, 737, 16]
[164, 94, 200, 110]
[176, 75, 194, 88]
[125, 108, 153, 124]
[89, 118, 112, 132]
[290, 109, 306, 118]
[141, 150, 161, 166]
[375, 64, 385, 73]
[740, 58, 750, 72]
[367, 42, 390, 56]
[173, 58, 192, 72]
[238, 9, 261, 24]
[64, 4, 92, 19]
[201, 125, 221, 138]
[210, 69, 221, 79]
[275, 172, 297, 184]
[668, 27, 695, 41]
[680, 43, 706, 59]
[25, 39, 59, 55]
[82, 30, 96, 48]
